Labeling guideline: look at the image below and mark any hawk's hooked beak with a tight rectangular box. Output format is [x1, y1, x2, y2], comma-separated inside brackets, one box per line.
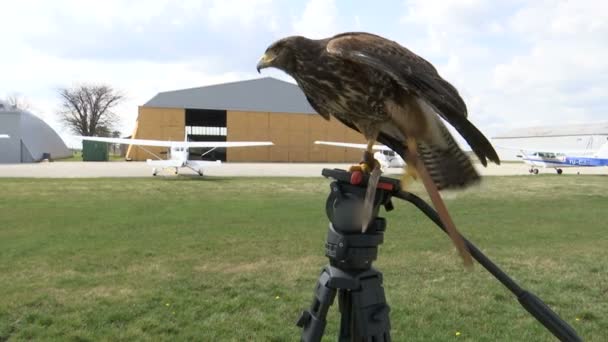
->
[256, 52, 276, 73]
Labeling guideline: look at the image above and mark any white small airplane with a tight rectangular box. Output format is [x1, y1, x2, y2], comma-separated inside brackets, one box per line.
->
[500, 142, 608, 174]
[314, 141, 405, 169]
[0, 134, 9, 139]
[79, 134, 273, 176]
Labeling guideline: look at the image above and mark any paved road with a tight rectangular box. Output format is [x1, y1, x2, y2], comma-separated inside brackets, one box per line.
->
[0, 161, 605, 178]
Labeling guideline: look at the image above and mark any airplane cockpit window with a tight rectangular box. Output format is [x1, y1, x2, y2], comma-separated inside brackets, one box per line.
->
[536, 152, 556, 158]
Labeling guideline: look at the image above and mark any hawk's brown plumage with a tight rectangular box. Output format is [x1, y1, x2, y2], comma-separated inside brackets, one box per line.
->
[258, 32, 501, 266]
[257, 32, 500, 190]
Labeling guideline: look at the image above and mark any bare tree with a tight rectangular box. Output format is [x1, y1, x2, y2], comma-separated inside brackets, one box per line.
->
[58, 84, 124, 137]
[4, 93, 31, 111]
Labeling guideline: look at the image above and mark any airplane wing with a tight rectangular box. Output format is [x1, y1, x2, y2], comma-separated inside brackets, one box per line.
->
[314, 141, 394, 151]
[495, 145, 594, 155]
[183, 141, 274, 148]
[0, 134, 9, 139]
[78, 136, 174, 147]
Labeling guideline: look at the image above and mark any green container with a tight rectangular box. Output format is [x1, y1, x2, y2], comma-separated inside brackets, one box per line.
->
[82, 140, 109, 161]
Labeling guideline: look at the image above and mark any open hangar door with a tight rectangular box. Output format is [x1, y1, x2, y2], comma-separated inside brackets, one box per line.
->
[185, 108, 227, 161]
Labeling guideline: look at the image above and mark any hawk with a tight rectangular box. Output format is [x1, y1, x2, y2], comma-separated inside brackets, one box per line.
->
[257, 32, 500, 266]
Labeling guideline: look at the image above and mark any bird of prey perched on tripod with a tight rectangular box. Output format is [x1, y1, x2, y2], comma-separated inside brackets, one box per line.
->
[257, 32, 500, 266]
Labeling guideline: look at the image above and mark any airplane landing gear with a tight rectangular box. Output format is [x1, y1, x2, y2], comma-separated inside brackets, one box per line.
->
[152, 168, 157, 176]
[534, 168, 539, 175]
[556, 168, 563, 175]
[198, 170, 203, 176]
[174, 167, 179, 175]
[529, 168, 539, 175]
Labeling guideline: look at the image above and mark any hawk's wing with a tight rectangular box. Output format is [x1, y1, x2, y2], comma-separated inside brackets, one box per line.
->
[325, 32, 499, 166]
[326, 32, 468, 122]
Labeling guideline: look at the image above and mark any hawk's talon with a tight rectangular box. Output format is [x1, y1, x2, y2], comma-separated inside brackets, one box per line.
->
[348, 159, 381, 174]
[401, 164, 418, 190]
[348, 164, 365, 173]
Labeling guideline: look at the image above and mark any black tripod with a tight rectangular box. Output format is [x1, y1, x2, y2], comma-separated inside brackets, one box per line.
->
[296, 168, 582, 342]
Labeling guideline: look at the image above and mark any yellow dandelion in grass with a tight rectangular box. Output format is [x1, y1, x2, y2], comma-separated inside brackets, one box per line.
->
[275, 295, 280, 300]
[575, 317, 580, 321]
[455, 331, 461, 336]
[165, 303, 170, 307]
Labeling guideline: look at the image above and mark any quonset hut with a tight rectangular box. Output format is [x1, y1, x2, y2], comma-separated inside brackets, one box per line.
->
[0, 101, 71, 163]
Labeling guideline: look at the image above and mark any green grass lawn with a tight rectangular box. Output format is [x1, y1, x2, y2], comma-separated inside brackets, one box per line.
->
[0, 175, 606, 341]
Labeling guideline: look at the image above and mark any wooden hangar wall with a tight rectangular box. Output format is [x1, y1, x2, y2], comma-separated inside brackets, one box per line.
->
[226, 110, 365, 162]
[127, 106, 366, 162]
[126, 107, 185, 161]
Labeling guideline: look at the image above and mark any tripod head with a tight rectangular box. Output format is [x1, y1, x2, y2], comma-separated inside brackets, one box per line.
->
[324, 168, 397, 233]
[322, 168, 401, 270]
[320, 168, 582, 342]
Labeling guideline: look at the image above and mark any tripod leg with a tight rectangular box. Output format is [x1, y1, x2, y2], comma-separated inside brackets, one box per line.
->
[297, 267, 337, 342]
[350, 270, 391, 341]
[338, 289, 353, 341]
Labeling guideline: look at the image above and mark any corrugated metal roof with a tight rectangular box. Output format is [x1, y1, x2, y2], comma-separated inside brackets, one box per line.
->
[0, 109, 71, 162]
[143, 77, 317, 114]
[493, 122, 608, 138]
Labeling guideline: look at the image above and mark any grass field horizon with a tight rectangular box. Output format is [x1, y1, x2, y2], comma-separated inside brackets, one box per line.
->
[1, 175, 606, 341]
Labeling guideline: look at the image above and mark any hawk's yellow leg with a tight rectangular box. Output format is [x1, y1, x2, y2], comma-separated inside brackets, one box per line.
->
[401, 163, 418, 189]
[348, 140, 381, 173]
[347, 139, 383, 233]
[405, 137, 473, 268]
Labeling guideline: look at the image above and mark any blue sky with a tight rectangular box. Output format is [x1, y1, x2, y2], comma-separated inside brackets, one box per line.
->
[1, 0, 606, 147]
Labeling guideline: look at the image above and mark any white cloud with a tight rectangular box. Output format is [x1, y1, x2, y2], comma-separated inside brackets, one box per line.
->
[2, 0, 606, 150]
[491, 0, 608, 125]
[509, 0, 608, 39]
[292, 0, 338, 38]
[402, 0, 491, 30]
[207, 0, 280, 31]
[401, 0, 499, 54]
[0, 44, 254, 142]
[398, 0, 607, 140]
[0, 0, 280, 144]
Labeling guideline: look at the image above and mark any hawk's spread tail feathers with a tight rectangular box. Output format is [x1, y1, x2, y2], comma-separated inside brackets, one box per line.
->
[453, 119, 501, 167]
[417, 128, 480, 190]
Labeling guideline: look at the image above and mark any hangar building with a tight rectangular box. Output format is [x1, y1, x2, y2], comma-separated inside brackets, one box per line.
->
[0, 101, 71, 163]
[127, 77, 366, 162]
[493, 122, 608, 161]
